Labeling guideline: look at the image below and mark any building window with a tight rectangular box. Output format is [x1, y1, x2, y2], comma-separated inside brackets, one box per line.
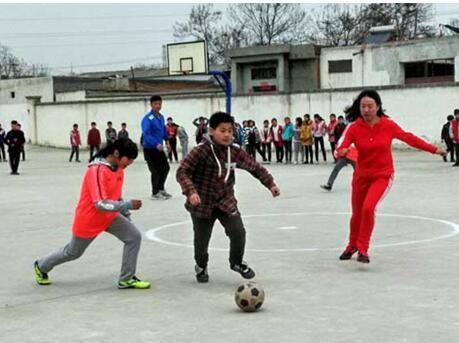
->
[404, 59, 454, 84]
[10, 91, 15, 98]
[251, 67, 277, 80]
[328, 60, 352, 73]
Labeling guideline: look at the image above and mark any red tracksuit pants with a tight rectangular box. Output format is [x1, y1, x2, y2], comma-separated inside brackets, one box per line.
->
[348, 173, 393, 254]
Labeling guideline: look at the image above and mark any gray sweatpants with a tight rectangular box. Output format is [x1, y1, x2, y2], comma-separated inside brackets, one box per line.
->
[293, 141, 304, 163]
[326, 158, 356, 187]
[37, 215, 142, 281]
[180, 139, 188, 160]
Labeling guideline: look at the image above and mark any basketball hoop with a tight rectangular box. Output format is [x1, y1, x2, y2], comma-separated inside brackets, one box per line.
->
[167, 40, 208, 76]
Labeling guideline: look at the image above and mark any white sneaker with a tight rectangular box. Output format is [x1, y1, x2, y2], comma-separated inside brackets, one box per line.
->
[159, 190, 172, 199]
[150, 193, 165, 200]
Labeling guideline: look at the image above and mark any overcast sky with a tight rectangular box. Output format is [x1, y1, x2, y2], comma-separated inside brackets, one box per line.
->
[1, 3, 459, 75]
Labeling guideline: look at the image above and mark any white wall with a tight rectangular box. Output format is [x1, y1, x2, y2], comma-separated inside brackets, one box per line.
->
[0, 77, 54, 141]
[0, 103, 32, 139]
[55, 90, 86, 102]
[321, 36, 459, 89]
[31, 84, 458, 149]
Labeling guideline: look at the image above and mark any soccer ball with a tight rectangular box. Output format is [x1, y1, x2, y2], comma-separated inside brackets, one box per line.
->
[234, 282, 265, 312]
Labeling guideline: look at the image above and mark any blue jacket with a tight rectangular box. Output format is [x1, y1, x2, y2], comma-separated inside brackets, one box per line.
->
[282, 123, 294, 141]
[141, 111, 167, 149]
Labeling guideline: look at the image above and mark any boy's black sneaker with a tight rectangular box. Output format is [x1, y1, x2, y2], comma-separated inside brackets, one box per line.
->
[195, 265, 209, 283]
[339, 246, 358, 260]
[231, 262, 255, 279]
[320, 184, 332, 191]
[357, 252, 370, 264]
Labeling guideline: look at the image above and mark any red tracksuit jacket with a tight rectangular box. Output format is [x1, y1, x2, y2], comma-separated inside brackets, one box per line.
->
[337, 116, 437, 178]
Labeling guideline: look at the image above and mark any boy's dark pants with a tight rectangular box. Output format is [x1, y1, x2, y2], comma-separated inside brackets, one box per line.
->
[144, 148, 170, 195]
[0, 143, 6, 161]
[191, 208, 246, 269]
[8, 149, 20, 173]
[89, 145, 100, 160]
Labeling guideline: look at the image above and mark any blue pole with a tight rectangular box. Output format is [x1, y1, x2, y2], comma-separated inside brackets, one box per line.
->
[209, 70, 231, 114]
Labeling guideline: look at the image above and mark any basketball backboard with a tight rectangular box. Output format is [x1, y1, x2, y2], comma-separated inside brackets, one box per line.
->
[167, 40, 209, 76]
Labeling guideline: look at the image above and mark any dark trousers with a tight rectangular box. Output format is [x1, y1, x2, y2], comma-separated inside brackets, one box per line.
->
[0, 143, 5, 161]
[21, 145, 25, 161]
[274, 143, 283, 162]
[445, 140, 455, 162]
[455, 143, 459, 164]
[247, 143, 256, 158]
[144, 148, 170, 195]
[304, 145, 313, 163]
[261, 143, 271, 162]
[314, 137, 327, 162]
[168, 138, 178, 162]
[8, 149, 20, 173]
[191, 208, 246, 268]
[89, 145, 100, 160]
[284, 140, 292, 162]
[254, 143, 265, 161]
[326, 158, 356, 187]
[69, 146, 80, 162]
[330, 142, 337, 161]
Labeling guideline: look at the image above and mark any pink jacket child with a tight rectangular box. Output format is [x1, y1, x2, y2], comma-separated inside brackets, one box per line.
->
[70, 127, 81, 146]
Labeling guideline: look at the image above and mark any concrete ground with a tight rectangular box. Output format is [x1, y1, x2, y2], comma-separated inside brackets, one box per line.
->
[1, 146, 458, 343]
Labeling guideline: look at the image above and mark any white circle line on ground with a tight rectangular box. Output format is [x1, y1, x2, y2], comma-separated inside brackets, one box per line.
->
[144, 212, 459, 253]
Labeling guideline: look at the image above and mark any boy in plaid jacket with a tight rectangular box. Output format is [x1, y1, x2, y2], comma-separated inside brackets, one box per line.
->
[176, 112, 280, 283]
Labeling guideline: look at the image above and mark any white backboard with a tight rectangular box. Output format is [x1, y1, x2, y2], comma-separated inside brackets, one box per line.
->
[167, 40, 209, 75]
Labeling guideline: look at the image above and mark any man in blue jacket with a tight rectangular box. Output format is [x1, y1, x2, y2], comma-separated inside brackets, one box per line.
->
[141, 95, 171, 200]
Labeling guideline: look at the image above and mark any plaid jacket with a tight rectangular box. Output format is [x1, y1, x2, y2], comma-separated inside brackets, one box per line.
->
[176, 138, 276, 218]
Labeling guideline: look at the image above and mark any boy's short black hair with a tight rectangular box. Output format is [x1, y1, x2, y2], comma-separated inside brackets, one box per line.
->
[150, 95, 162, 103]
[107, 121, 112, 125]
[455, 109, 459, 115]
[11, 120, 18, 125]
[447, 115, 454, 120]
[209, 112, 234, 129]
[167, 117, 173, 121]
[121, 122, 127, 126]
[91, 122, 96, 126]
[73, 123, 78, 127]
[338, 115, 344, 119]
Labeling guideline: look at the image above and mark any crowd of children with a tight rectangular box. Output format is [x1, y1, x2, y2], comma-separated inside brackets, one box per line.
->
[227, 113, 349, 165]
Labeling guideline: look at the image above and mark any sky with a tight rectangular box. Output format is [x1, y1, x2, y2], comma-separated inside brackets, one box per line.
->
[1, 3, 459, 75]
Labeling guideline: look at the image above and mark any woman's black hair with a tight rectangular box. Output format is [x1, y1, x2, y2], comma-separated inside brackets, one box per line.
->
[347, 89, 386, 122]
[90, 138, 138, 162]
[313, 113, 323, 121]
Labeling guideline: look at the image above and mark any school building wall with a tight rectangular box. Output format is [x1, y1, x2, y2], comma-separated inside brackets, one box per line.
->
[25, 82, 459, 149]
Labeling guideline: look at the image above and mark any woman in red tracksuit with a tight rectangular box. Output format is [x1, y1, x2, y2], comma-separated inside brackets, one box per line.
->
[336, 89, 446, 263]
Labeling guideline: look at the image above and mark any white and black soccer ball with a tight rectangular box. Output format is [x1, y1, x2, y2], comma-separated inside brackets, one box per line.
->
[234, 282, 265, 312]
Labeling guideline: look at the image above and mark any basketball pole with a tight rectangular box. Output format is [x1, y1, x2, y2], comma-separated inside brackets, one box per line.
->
[209, 70, 232, 114]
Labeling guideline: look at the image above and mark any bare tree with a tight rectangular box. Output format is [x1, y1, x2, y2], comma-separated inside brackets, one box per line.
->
[228, 3, 310, 46]
[173, 4, 223, 64]
[0, 43, 49, 79]
[361, 3, 434, 40]
[308, 3, 434, 47]
[307, 4, 367, 46]
[173, 4, 250, 65]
